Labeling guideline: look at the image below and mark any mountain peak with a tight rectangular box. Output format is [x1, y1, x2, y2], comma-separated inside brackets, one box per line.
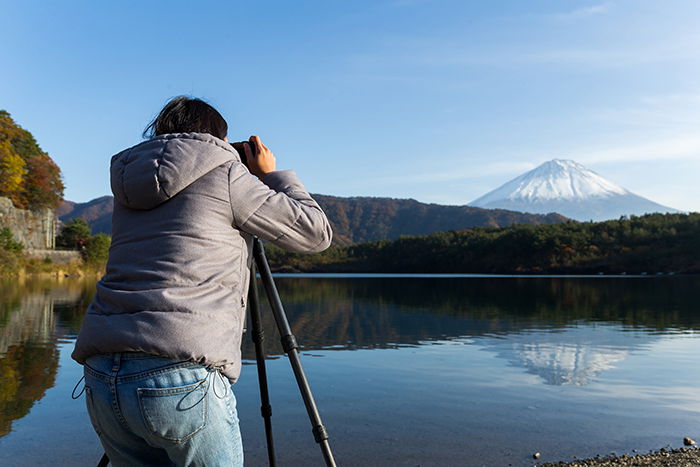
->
[474, 159, 629, 205]
[542, 159, 586, 171]
[470, 159, 677, 221]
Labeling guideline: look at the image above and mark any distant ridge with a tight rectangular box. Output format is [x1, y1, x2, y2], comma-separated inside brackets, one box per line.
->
[311, 194, 567, 244]
[56, 195, 113, 234]
[59, 194, 569, 245]
[470, 159, 678, 221]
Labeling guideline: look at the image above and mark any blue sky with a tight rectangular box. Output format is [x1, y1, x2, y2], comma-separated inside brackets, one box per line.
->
[2, 0, 699, 211]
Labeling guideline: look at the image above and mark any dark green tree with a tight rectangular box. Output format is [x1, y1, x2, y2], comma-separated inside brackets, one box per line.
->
[264, 213, 700, 274]
[83, 233, 111, 264]
[56, 218, 91, 249]
[0, 227, 24, 273]
[0, 227, 23, 253]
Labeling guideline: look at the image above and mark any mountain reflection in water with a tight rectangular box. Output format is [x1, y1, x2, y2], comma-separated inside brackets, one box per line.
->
[485, 326, 655, 386]
[1, 275, 699, 443]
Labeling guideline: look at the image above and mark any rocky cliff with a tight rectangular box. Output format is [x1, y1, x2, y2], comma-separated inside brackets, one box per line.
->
[0, 196, 56, 249]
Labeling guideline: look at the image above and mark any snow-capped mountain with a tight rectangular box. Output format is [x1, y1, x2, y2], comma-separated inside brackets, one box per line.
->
[470, 159, 678, 221]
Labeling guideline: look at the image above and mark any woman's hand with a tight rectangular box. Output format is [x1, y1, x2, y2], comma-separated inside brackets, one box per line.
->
[244, 136, 276, 179]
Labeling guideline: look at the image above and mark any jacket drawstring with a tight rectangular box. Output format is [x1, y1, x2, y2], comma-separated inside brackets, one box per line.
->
[71, 375, 86, 399]
[207, 369, 229, 399]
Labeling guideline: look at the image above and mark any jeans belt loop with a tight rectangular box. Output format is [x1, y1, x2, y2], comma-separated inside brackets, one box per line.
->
[111, 352, 122, 374]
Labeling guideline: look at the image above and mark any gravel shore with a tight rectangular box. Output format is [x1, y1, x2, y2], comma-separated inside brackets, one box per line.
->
[538, 447, 700, 466]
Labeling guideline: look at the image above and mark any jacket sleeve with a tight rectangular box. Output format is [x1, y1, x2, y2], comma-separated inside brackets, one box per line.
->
[228, 164, 333, 253]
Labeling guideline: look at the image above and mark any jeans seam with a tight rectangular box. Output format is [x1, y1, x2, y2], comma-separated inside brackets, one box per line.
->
[224, 392, 237, 420]
[117, 362, 205, 383]
[110, 354, 131, 432]
[86, 360, 203, 383]
[84, 364, 111, 383]
[84, 387, 103, 436]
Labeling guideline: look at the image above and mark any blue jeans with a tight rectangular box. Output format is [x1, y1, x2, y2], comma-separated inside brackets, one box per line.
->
[83, 352, 243, 467]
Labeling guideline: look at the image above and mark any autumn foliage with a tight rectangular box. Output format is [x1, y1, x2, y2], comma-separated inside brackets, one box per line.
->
[0, 110, 64, 210]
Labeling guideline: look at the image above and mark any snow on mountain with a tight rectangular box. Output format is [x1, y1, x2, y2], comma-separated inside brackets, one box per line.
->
[470, 159, 678, 221]
[475, 159, 628, 202]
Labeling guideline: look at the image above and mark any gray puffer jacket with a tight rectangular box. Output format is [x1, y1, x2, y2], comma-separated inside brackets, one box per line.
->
[71, 132, 332, 382]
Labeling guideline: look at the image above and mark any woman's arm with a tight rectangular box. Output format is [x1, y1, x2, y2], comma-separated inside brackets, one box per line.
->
[228, 137, 332, 253]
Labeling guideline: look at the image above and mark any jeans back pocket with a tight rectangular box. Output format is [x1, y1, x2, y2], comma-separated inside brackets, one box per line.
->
[137, 380, 208, 443]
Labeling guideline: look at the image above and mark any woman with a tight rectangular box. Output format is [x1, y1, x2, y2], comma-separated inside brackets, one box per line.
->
[72, 96, 332, 466]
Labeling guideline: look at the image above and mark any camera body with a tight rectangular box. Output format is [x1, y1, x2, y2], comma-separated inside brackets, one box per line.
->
[231, 141, 256, 167]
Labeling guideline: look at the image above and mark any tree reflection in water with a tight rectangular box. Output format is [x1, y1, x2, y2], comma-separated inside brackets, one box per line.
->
[0, 278, 92, 437]
[241, 276, 700, 360]
[1, 275, 699, 437]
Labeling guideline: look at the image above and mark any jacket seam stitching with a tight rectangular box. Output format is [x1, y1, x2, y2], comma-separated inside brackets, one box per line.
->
[308, 231, 329, 251]
[237, 192, 270, 228]
[274, 210, 304, 241]
[86, 308, 224, 319]
[227, 162, 239, 227]
[155, 144, 170, 199]
[120, 148, 133, 206]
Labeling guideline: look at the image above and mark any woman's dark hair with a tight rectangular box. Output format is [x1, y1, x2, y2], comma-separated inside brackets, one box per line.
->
[143, 96, 228, 140]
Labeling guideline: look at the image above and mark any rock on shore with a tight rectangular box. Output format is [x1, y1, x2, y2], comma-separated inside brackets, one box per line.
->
[538, 447, 700, 466]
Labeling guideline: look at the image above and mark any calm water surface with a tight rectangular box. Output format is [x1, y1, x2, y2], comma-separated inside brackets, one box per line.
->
[1, 275, 699, 466]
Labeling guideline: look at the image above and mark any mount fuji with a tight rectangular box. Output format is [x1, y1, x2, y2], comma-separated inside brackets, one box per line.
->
[469, 159, 678, 221]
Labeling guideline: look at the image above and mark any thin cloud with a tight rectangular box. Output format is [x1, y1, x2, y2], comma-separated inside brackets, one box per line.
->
[345, 33, 700, 74]
[577, 93, 700, 164]
[385, 0, 424, 6]
[573, 135, 700, 165]
[551, 4, 610, 21]
[520, 37, 700, 67]
[358, 160, 536, 187]
[595, 93, 700, 128]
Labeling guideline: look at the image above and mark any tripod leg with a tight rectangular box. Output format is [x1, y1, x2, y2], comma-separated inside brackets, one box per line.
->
[252, 238, 337, 467]
[248, 260, 277, 467]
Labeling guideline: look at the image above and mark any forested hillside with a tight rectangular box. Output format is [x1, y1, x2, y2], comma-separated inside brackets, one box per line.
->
[265, 213, 700, 274]
[0, 111, 64, 210]
[59, 194, 568, 243]
[312, 194, 567, 244]
[57, 196, 113, 234]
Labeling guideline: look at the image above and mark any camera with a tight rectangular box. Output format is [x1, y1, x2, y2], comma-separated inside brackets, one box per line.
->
[231, 140, 256, 168]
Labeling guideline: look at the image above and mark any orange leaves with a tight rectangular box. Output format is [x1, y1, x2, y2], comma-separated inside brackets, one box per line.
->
[0, 139, 27, 207]
[0, 111, 64, 211]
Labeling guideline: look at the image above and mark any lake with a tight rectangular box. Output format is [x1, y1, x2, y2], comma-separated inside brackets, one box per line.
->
[1, 275, 699, 466]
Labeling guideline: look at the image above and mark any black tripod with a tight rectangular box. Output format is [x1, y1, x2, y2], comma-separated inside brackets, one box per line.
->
[97, 237, 336, 467]
[247, 237, 337, 467]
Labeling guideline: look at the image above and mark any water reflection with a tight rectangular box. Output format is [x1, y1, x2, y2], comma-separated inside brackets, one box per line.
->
[0, 278, 92, 436]
[242, 276, 700, 360]
[484, 325, 657, 385]
[1, 275, 699, 439]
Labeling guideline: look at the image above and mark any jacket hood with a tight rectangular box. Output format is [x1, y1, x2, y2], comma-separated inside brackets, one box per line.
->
[110, 133, 239, 210]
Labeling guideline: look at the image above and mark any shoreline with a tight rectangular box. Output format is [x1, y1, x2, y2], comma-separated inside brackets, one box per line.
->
[0, 261, 104, 279]
[269, 271, 689, 278]
[539, 446, 700, 466]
